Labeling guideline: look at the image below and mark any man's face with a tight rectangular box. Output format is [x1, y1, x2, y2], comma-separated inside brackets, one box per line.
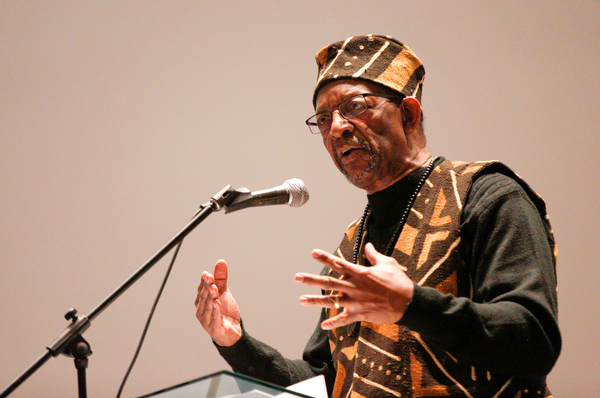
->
[315, 79, 411, 194]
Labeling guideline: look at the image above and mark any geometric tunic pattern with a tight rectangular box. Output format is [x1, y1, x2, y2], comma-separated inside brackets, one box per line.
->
[326, 160, 554, 398]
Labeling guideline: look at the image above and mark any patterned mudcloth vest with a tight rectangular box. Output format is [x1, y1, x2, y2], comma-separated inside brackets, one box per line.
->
[326, 160, 555, 398]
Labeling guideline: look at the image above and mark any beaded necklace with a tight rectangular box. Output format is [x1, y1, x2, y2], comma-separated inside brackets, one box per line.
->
[351, 156, 439, 265]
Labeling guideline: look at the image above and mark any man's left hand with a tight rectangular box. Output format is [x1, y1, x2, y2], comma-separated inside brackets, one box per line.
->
[295, 242, 414, 330]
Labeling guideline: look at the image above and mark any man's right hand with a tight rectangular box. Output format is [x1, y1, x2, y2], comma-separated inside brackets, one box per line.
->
[195, 259, 242, 347]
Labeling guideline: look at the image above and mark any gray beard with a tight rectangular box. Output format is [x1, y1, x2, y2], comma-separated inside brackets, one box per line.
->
[338, 139, 378, 185]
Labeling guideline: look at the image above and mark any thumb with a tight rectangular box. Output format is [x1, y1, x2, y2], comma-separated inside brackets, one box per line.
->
[364, 242, 385, 265]
[214, 259, 229, 293]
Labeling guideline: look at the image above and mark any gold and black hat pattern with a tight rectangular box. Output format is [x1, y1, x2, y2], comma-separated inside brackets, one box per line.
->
[313, 34, 425, 105]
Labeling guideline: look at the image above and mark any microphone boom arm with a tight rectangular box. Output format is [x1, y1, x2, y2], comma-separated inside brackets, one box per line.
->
[0, 185, 237, 398]
[1, 179, 306, 397]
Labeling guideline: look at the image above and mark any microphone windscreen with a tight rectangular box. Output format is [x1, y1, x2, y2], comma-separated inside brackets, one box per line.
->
[285, 178, 309, 207]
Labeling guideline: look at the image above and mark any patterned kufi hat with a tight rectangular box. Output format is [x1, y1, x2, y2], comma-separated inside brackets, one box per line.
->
[312, 35, 425, 106]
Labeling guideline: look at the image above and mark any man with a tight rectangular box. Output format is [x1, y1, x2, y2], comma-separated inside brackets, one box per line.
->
[195, 35, 561, 397]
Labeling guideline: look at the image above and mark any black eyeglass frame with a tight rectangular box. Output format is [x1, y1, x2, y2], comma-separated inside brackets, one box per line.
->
[305, 93, 405, 135]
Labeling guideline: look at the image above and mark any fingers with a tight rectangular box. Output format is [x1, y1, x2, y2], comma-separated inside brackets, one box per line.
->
[311, 248, 361, 276]
[321, 312, 352, 330]
[206, 287, 224, 329]
[299, 294, 343, 308]
[298, 247, 369, 293]
[195, 274, 216, 324]
[195, 271, 212, 306]
[299, 246, 413, 328]
[311, 248, 348, 267]
[196, 259, 227, 307]
[303, 297, 354, 330]
[298, 293, 354, 330]
[195, 260, 227, 329]
[295, 272, 356, 293]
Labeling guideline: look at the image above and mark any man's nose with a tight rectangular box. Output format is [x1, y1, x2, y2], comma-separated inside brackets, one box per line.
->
[329, 111, 354, 138]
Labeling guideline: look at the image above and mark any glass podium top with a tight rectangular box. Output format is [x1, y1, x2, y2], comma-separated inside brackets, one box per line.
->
[137, 370, 316, 398]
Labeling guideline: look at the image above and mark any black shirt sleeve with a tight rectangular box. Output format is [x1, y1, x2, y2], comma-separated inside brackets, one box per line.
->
[399, 171, 561, 377]
[216, 312, 335, 394]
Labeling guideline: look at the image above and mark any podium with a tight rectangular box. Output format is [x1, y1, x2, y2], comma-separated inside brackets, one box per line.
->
[137, 371, 317, 398]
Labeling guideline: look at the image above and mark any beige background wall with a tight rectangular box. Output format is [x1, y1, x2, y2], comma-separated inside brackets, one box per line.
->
[1, 2, 598, 396]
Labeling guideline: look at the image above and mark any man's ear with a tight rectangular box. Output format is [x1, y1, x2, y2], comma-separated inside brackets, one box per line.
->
[401, 97, 422, 134]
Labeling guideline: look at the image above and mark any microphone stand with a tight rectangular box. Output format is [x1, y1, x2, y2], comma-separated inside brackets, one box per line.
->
[0, 185, 237, 398]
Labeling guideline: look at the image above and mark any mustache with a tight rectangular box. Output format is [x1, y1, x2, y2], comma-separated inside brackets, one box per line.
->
[333, 137, 372, 157]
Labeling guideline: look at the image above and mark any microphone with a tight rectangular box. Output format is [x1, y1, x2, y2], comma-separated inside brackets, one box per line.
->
[224, 178, 309, 214]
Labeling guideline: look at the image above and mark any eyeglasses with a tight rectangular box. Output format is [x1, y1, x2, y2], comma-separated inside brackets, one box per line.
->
[305, 93, 405, 135]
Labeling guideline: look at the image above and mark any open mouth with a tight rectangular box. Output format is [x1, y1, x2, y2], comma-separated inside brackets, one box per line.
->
[338, 147, 366, 167]
[342, 148, 359, 157]
[340, 146, 364, 159]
